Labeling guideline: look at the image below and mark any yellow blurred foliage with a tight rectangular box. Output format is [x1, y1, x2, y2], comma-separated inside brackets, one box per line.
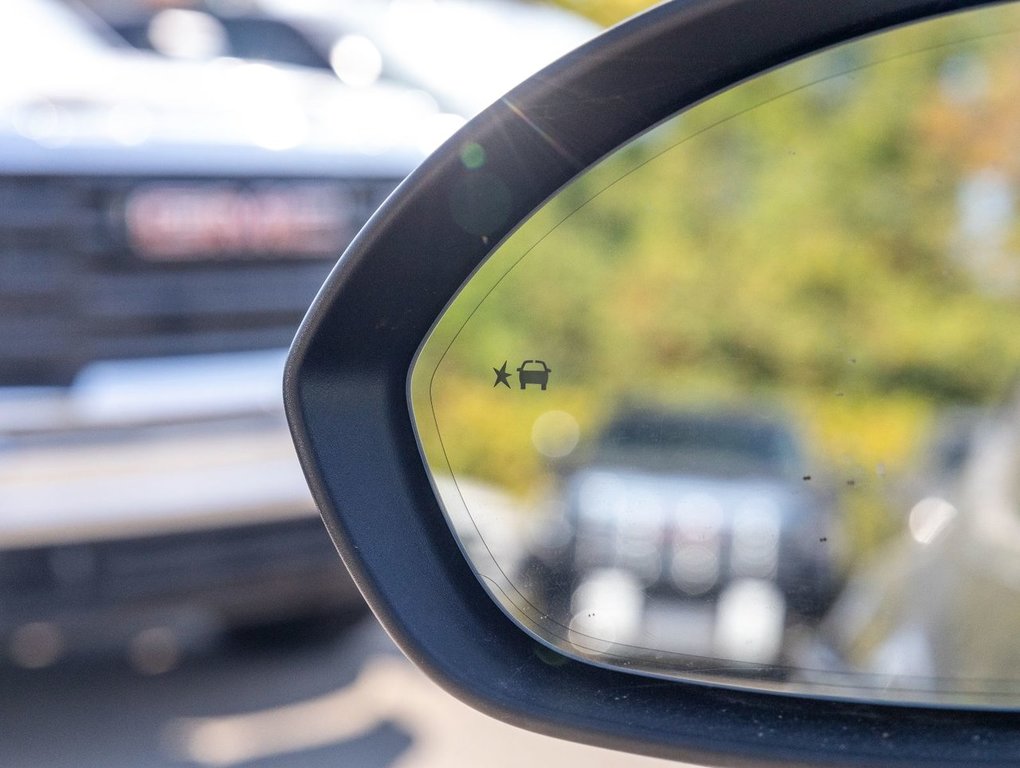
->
[553, 0, 658, 26]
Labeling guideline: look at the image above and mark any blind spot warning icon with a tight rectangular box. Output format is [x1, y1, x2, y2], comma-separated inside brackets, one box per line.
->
[517, 360, 551, 390]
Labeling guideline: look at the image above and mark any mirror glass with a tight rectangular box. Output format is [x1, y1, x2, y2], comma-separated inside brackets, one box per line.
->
[411, 4, 1020, 706]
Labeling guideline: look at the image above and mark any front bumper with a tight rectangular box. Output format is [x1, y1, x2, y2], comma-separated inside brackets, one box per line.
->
[0, 516, 360, 634]
[0, 351, 364, 636]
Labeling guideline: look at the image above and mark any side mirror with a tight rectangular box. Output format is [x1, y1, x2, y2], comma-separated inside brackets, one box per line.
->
[286, 1, 1020, 764]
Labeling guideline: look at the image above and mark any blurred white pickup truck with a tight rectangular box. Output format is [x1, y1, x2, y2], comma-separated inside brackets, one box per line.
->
[0, 0, 460, 656]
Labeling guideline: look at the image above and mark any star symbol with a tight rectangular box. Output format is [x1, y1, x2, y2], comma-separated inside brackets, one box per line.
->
[493, 361, 512, 388]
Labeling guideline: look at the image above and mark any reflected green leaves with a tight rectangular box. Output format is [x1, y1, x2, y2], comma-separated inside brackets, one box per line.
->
[412, 5, 1020, 705]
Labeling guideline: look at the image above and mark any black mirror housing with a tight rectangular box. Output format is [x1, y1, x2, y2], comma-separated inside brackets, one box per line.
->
[285, 1, 1020, 764]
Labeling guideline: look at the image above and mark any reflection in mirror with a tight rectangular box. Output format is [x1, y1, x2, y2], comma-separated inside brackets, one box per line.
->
[411, 4, 1020, 706]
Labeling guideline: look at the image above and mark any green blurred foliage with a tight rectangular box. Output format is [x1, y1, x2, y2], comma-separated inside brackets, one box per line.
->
[415, 7, 1020, 557]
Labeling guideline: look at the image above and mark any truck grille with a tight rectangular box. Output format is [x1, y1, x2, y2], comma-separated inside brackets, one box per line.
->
[0, 175, 397, 386]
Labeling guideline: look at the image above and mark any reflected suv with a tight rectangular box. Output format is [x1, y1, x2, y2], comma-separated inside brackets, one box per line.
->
[526, 407, 842, 663]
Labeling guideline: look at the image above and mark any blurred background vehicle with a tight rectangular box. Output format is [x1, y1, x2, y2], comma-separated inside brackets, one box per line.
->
[87, 0, 600, 117]
[0, 0, 463, 659]
[524, 406, 842, 666]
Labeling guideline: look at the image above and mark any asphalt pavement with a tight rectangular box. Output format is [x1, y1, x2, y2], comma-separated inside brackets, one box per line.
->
[0, 616, 684, 768]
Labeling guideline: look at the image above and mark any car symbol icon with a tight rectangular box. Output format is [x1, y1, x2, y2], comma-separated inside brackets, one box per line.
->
[517, 360, 551, 390]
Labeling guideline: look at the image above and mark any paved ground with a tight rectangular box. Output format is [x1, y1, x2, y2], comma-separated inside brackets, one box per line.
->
[0, 617, 688, 768]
